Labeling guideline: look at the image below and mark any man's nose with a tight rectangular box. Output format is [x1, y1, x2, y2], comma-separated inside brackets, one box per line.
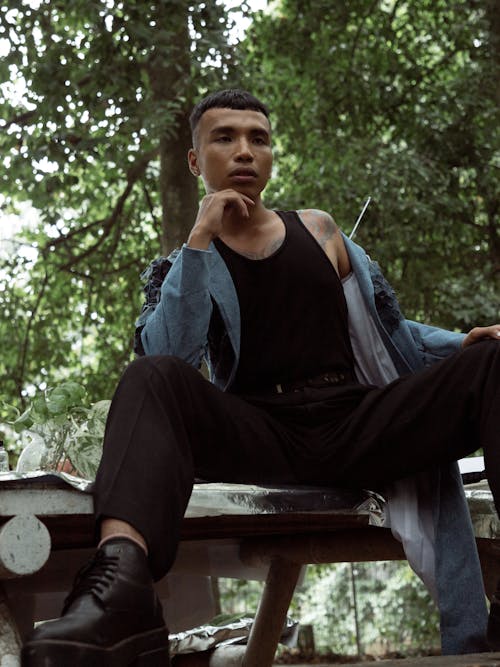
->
[234, 138, 254, 161]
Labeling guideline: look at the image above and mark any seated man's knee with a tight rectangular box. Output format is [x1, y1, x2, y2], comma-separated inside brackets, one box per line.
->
[122, 354, 195, 385]
[464, 338, 500, 360]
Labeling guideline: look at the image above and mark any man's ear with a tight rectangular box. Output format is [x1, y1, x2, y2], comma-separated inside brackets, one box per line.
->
[188, 149, 200, 176]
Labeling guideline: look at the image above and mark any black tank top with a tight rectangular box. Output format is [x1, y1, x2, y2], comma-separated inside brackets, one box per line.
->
[214, 210, 354, 393]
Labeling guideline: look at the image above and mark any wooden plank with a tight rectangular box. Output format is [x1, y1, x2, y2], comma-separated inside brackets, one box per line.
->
[0, 485, 92, 516]
[240, 527, 405, 567]
[18, 511, 371, 551]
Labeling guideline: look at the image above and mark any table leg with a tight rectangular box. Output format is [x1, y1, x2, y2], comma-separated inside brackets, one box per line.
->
[243, 558, 301, 667]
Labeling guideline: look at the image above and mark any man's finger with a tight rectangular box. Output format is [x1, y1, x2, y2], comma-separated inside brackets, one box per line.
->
[463, 325, 500, 348]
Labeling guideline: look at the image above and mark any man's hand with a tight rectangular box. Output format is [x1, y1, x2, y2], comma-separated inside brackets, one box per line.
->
[462, 324, 500, 348]
[187, 189, 255, 250]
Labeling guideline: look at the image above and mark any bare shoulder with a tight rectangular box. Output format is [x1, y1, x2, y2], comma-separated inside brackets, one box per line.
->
[297, 208, 351, 277]
[297, 208, 340, 245]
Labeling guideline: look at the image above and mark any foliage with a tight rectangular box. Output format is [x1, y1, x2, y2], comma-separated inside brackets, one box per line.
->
[0, 0, 245, 411]
[218, 577, 264, 617]
[295, 562, 439, 655]
[3, 380, 110, 479]
[219, 561, 440, 656]
[1, 3, 494, 649]
[1, 0, 498, 412]
[241, 0, 499, 330]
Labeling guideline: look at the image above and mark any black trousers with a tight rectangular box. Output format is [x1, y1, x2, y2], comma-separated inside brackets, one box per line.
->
[94, 340, 500, 580]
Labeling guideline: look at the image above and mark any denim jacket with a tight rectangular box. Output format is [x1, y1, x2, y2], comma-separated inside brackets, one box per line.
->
[137, 233, 488, 654]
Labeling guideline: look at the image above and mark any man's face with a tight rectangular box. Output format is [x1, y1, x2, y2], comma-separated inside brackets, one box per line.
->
[188, 107, 273, 198]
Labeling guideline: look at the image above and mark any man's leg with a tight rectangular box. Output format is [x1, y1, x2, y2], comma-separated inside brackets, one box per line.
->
[286, 340, 499, 651]
[22, 355, 299, 666]
[294, 340, 499, 493]
[94, 354, 299, 577]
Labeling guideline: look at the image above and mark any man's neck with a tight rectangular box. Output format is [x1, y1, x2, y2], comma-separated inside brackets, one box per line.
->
[222, 198, 275, 239]
[218, 202, 286, 259]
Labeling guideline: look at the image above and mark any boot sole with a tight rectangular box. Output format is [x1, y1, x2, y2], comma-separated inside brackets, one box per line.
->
[21, 627, 170, 666]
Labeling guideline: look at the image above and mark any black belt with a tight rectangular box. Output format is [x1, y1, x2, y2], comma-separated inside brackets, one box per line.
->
[273, 370, 357, 394]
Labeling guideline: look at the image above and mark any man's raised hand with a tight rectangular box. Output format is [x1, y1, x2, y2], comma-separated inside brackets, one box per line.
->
[187, 189, 255, 250]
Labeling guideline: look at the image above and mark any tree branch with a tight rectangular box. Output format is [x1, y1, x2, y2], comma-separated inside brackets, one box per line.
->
[44, 217, 107, 251]
[143, 182, 159, 227]
[344, 0, 380, 87]
[4, 109, 37, 129]
[16, 267, 50, 403]
[67, 258, 142, 279]
[51, 147, 159, 272]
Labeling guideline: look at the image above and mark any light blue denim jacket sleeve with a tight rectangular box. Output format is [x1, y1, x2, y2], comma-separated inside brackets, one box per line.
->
[140, 244, 214, 367]
[406, 320, 465, 363]
[140, 242, 241, 387]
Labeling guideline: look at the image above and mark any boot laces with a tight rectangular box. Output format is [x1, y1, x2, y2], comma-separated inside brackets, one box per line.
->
[63, 549, 120, 613]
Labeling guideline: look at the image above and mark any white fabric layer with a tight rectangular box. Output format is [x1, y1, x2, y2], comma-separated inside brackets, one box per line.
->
[342, 272, 437, 599]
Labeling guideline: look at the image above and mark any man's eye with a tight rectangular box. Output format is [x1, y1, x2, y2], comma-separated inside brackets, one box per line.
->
[216, 136, 231, 142]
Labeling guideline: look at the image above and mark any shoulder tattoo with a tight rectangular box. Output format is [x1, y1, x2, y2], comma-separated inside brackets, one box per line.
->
[298, 209, 338, 251]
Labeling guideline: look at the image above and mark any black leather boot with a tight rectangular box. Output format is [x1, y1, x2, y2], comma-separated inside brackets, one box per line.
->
[21, 538, 170, 666]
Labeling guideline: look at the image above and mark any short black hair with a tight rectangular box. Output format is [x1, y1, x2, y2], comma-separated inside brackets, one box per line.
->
[190, 89, 270, 141]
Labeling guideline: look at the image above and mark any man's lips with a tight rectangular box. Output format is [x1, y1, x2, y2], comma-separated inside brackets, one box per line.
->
[229, 168, 258, 179]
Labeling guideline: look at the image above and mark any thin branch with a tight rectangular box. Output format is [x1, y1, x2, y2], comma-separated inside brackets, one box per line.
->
[388, 0, 405, 27]
[143, 182, 159, 227]
[17, 267, 50, 403]
[461, 218, 488, 230]
[55, 184, 131, 271]
[4, 109, 37, 129]
[344, 0, 379, 87]
[54, 147, 158, 272]
[44, 148, 159, 255]
[80, 278, 95, 358]
[44, 217, 107, 251]
[66, 258, 142, 278]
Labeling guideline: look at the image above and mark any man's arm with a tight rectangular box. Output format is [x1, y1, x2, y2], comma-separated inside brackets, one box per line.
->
[140, 245, 214, 367]
[140, 188, 253, 365]
[297, 209, 351, 278]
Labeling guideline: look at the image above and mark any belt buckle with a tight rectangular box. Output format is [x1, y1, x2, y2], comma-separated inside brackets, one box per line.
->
[323, 372, 345, 386]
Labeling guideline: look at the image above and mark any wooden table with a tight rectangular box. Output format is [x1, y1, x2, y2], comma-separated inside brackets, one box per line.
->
[1, 473, 498, 667]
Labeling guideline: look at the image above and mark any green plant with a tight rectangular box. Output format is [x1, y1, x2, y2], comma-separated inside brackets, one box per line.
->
[3, 381, 109, 479]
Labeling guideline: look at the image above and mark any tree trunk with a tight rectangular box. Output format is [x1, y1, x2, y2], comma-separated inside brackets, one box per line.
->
[160, 112, 199, 253]
[147, 0, 199, 255]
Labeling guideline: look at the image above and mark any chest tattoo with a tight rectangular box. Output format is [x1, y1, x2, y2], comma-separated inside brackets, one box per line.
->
[237, 235, 285, 260]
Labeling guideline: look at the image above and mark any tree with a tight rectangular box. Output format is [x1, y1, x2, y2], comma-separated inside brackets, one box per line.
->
[0, 0, 244, 408]
[217, 561, 441, 657]
[309, 562, 440, 655]
[240, 0, 499, 329]
[2, 0, 499, 411]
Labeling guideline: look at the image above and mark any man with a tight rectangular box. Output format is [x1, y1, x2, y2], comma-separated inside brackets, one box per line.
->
[22, 89, 500, 666]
